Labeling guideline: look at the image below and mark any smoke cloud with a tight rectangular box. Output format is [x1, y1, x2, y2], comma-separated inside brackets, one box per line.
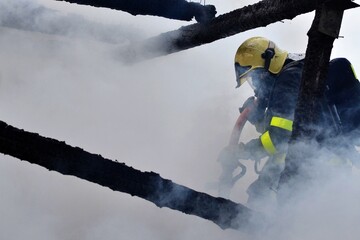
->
[0, 0, 360, 239]
[0, 0, 141, 44]
[266, 145, 360, 240]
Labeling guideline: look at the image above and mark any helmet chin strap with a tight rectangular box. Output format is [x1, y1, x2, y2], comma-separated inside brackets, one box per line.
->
[261, 41, 275, 71]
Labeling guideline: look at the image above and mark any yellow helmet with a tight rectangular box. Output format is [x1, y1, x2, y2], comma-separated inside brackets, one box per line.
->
[234, 37, 288, 88]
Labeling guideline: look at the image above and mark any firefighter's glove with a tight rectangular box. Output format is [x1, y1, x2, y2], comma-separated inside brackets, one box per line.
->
[239, 96, 265, 126]
[217, 143, 251, 170]
[244, 139, 268, 161]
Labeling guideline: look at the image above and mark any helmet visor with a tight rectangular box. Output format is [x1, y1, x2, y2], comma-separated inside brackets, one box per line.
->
[236, 66, 270, 90]
[235, 63, 252, 88]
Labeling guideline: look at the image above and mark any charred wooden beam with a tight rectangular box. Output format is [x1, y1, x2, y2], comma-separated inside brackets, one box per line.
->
[123, 0, 358, 62]
[55, 0, 216, 23]
[279, 0, 358, 190]
[0, 120, 264, 231]
[291, 9, 338, 141]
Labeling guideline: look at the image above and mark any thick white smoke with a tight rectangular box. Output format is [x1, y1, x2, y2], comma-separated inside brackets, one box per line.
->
[0, 0, 359, 239]
[265, 149, 360, 240]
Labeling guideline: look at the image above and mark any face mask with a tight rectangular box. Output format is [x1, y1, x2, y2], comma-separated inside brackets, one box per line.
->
[245, 68, 275, 91]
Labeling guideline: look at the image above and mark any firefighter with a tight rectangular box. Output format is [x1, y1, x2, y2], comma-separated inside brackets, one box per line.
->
[221, 36, 360, 209]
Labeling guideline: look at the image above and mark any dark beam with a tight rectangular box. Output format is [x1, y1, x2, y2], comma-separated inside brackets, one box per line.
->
[279, 0, 358, 192]
[123, 0, 358, 62]
[55, 0, 216, 23]
[0, 120, 264, 231]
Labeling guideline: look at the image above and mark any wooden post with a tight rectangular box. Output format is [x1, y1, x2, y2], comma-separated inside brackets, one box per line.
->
[279, 0, 358, 191]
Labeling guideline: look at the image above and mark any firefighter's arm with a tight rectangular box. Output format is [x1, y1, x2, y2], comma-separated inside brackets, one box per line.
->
[245, 67, 300, 157]
[240, 96, 266, 133]
[242, 116, 293, 162]
[217, 143, 251, 168]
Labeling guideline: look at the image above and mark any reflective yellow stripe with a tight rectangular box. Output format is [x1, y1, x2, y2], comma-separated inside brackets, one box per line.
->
[260, 131, 276, 154]
[351, 64, 358, 80]
[261, 117, 293, 155]
[270, 116, 293, 131]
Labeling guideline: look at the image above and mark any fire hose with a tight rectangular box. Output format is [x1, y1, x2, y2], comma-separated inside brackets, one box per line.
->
[217, 106, 252, 198]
